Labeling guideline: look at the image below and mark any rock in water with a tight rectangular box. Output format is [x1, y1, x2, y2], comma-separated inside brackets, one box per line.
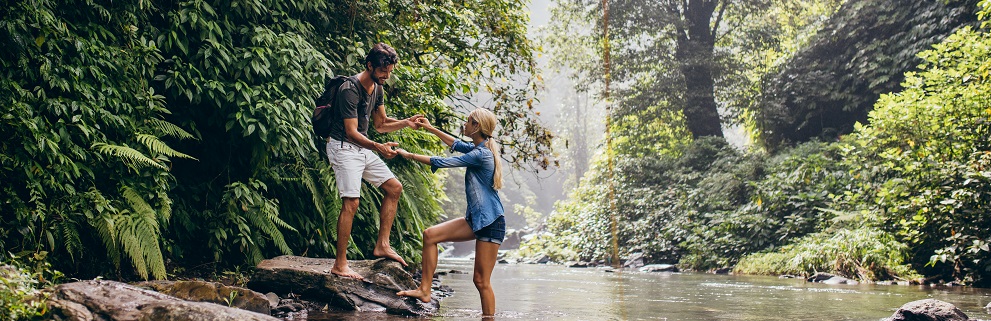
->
[48, 280, 278, 321]
[638, 264, 678, 272]
[247, 256, 438, 316]
[883, 299, 969, 321]
[135, 280, 271, 314]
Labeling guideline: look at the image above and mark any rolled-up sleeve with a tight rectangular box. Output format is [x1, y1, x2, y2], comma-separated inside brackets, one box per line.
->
[449, 140, 475, 153]
[430, 151, 482, 172]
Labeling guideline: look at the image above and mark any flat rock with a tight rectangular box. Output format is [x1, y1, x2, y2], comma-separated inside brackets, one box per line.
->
[135, 280, 270, 314]
[639, 264, 678, 272]
[47, 280, 278, 321]
[807, 272, 836, 283]
[247, 255, 437, 316]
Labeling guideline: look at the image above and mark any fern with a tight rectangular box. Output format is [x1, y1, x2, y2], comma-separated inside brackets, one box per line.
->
[157, 191, 173, 228]
[120, 186, 167, 280]
[222, 181, 296, 264]
[301, 168, 326, 221]
[92, 143, 166, 170]
[147, 118, 196, 140]
[86, 189, 122, 269]
[136, 134, 197, 160]
[58, 220, 82, 262]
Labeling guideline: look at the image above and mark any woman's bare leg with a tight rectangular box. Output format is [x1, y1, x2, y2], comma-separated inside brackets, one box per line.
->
[397, 218, 475, 302]
[473, 239, 501, 316]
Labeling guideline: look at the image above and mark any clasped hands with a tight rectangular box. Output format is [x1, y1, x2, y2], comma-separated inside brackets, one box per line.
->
[378, 115, 432, 159]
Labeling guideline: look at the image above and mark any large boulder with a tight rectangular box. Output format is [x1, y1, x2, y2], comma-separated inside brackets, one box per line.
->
[135, 280, 270, 314]
[500, 229, 527, 249]
[882, 299, 969, 321]
[622, 252, 645, 269]
[47, 280, 278, 321]
[246, 256, 437, 316]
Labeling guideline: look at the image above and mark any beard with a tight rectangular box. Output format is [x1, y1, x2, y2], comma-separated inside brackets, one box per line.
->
[370, 71, 387, 85]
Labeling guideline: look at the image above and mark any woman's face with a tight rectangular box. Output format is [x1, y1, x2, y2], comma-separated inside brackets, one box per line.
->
[462, 117, 479, 137]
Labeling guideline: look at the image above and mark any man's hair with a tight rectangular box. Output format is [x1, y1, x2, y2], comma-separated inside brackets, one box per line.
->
[365, 43, 399, 69]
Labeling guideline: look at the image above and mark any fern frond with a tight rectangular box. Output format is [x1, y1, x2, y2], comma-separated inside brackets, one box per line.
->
[121, 187, 168, 280]
[148, 118, 196, 140]
[122, 187, 158, 229]
[244, 203, 293, 255]
[302, 169, 326, 220]
[59, 220, 82, 262]
[136, 134, 197, 160]
[92, 143, 166, 169]
[158, 192, 173, 228]
[118, 216, 149, 279]
[93, 213, 121, 268]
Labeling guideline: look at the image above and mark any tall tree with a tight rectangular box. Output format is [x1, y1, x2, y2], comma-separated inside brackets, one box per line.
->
[669, 0, 726, 138]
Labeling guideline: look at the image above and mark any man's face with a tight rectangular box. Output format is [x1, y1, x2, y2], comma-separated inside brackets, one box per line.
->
[369, 64, 395, 85]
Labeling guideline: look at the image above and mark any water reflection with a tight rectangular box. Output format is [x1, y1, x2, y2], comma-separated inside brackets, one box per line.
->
[305, 258, 991, 321]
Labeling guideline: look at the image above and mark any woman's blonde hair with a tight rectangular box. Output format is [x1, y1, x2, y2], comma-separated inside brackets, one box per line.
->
[468, 108, 503, 189]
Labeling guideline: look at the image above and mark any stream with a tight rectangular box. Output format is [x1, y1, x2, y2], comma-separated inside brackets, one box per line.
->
[306, 258, 991, 320]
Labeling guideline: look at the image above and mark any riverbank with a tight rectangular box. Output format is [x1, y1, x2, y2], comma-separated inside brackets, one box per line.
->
[5, 257, 991, 320]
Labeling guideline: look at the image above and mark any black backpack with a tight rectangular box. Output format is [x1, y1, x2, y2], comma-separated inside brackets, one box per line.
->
[312, 75, 357, 139]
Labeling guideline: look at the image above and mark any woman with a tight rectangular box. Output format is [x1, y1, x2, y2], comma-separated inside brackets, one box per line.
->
[395, 108, 505, 317]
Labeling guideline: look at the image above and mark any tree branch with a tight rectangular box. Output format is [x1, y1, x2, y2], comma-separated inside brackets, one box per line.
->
[712, 0, 729, 38]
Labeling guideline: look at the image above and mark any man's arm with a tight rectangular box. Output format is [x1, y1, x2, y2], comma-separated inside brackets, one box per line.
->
[345, 118, 398, 158]
[417, 118, 456, 147]
[372, 104, 422, 133]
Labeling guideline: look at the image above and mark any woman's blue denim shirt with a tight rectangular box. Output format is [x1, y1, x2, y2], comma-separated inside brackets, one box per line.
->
[430, 140, 505, 232]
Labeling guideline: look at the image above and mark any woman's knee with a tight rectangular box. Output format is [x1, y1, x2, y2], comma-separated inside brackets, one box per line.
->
[473, 274, 491, 290]
[422, 228, 436, 245]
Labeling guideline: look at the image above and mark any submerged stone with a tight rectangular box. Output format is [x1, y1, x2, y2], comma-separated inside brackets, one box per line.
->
[638, 264, 678, 272]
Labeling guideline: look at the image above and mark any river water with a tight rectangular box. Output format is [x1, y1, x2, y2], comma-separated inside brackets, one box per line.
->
[308, 258, 991, 321]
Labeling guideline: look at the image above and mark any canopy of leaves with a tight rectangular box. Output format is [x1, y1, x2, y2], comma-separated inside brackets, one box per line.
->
[755, 0, 979, 149]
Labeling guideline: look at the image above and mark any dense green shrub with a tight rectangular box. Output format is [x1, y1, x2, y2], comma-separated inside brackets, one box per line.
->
[526, 137, 856, 270]
[735, 227, 921, 281]
[0, 264, 46, 321]
[841, 23, 991, 285]
[677, 141, 851, 270]
[0, 254, 63, 321]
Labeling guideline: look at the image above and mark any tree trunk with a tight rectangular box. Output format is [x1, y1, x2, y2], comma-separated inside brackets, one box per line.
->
[675, 0, 723, 138]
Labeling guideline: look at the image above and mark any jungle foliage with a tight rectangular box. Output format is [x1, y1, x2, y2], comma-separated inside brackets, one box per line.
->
[525, 0, 991, 286]
[753, 0, 980, 149]
[0, 0, 548, 280]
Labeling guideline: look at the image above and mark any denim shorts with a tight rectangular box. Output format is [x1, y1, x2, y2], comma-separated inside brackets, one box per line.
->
[473, 216, 506, 244]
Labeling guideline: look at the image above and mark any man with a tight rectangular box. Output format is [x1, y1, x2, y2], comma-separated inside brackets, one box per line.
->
[326, 43, 420, 279]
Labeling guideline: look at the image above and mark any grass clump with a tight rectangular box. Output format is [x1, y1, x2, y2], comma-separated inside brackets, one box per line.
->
[735, 227, 922, 282]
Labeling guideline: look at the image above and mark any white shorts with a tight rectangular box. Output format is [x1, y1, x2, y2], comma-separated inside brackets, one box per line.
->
[326, 139, 396, 198]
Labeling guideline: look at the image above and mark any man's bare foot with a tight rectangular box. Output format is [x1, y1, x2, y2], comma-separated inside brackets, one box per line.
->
[373, 247, 408, 266]
[396, 288, 431, 303]
[330, 266, 364, 280]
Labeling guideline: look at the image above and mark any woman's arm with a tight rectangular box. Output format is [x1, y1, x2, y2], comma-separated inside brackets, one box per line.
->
[396, 149, 432, 165]
[397, 148, 483, 171]
[417, 118, 456, 147]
